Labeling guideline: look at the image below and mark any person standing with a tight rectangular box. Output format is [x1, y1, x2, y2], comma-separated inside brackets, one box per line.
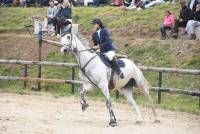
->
[56, 0, 72, 36]
[47, 0, 57, 25]
[43, 0, 57, 33]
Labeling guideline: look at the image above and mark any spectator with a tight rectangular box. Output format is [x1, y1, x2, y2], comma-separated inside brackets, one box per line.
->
[93, 0, 101, 7]
[57, 0, 72, 19]
[43, 0, 58, 35]
[137, 0, 170, 9]
[144, 0, 165, 9]
[47, 0, 57, 25]
[24, 0, 31, 7]
[51, 2, 62, 34]
[123, 0, 132, 7]
[54, 0, 59, 8]
[84, 0, 94, 6]
[2, 0, 12, 6]
[160, 10, 175, 40]
[55, 3, 63, 14]
[124, 0, 143, 10]
[188, 0, 198, 12]
[185, 3, 200, 39]
[172, 1, 194, 38]
[56, 0, 72, 36]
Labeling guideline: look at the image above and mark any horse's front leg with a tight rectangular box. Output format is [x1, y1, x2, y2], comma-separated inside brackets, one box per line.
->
[79, 85, 89, 111]
[106, 97, 117, 127]
[100, 84, 117, 127]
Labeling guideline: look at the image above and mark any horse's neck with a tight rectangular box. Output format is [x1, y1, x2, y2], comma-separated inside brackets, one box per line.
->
[73, 35, 96, 67]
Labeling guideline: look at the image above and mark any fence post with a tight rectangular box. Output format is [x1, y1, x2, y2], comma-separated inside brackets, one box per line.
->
[37, 30, 42, 91]
[23, 64, 28, 88]
[71, 67, 75, 94]
[158, 72, 162, 103]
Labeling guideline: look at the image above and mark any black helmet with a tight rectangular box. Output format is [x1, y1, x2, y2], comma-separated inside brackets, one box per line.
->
[90, 17, 102, 25]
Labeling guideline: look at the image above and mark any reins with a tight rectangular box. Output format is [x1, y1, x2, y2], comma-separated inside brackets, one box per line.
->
[70, 34, 99, 89]
[34, 26, 100, 89]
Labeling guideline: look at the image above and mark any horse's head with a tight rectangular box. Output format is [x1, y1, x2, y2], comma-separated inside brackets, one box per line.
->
[60, 33, 75, 54]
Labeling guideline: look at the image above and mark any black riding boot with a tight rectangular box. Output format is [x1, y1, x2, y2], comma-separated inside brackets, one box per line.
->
[111, 58, 124, 79]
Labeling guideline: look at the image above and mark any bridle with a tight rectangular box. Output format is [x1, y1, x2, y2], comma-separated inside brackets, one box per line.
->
[61, 31, 93, 53]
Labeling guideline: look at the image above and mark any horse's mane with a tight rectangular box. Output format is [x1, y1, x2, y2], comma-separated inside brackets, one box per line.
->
[76, 33, 90, 49]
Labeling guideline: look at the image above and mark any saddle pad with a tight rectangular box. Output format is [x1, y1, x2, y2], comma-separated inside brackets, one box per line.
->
[117, 59, 125, 67]
[98, 53, 125, 68]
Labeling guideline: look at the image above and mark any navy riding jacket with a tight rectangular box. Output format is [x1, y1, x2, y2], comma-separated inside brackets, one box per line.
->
[92, 28, 115, 53]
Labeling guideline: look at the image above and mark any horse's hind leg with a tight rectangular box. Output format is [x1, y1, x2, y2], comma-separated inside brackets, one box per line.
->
[119, 88, 143, 124]
[138, 85, 160, 122]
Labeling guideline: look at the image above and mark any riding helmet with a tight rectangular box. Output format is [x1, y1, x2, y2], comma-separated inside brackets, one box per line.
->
[90, 17, 102, 25]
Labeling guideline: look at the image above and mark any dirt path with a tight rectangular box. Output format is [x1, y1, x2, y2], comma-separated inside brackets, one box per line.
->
[0, 93, 199, 134]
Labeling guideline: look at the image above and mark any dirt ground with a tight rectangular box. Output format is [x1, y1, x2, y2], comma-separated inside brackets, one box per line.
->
[0, 93, 199, 134]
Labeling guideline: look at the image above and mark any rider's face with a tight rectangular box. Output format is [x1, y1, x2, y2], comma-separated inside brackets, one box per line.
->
[94, 24, 100, 31]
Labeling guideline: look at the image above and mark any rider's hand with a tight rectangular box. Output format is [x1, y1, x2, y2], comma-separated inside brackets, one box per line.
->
[92, 45, 99, 50]
[96, 49, 100, 53]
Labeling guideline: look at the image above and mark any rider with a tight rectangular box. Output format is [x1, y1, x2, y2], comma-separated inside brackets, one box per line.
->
[90, 17, 124, 79]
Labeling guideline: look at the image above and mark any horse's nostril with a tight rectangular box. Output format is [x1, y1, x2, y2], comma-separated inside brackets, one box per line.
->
[64, 49, 67, 52]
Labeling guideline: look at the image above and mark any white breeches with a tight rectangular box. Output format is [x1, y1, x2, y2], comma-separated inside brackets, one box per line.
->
[186, 20, 200, 35]
[104, 51, 116, 61]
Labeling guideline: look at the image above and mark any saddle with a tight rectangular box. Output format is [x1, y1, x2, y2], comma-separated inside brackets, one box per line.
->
[98, 53, 126, 90]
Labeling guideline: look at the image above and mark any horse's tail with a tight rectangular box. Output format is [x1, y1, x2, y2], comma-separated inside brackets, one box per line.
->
[143, 76, 151, 92]
[132, 63, 151, 91]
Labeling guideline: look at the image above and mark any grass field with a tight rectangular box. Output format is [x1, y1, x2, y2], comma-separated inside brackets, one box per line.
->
[0, 5, 200, 114]
[0, 4, 179, 31]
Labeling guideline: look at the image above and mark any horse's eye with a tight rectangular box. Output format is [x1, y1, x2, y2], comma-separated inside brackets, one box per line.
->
[67, 36, 71, 40]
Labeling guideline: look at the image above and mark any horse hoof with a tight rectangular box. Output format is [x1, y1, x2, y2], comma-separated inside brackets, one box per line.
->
[81, 103, 89, 111]
[153, 120, 160, 123]
[109, 119, 117, 127]
[135, 120, 143, 125]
